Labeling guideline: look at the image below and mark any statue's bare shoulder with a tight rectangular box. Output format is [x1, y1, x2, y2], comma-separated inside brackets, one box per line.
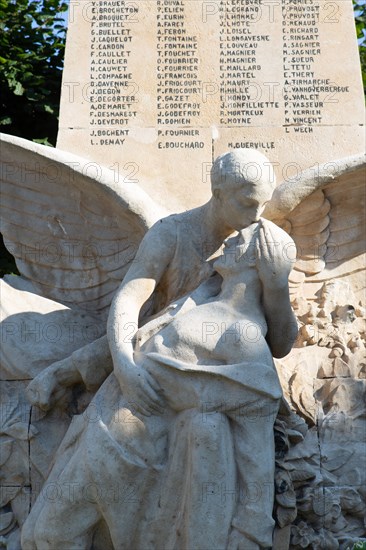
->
[124, 214, 178, 282]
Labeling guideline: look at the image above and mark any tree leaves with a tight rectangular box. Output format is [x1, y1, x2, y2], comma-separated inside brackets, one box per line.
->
[0, 0, 68, 145]
[353, 0, 366, 96]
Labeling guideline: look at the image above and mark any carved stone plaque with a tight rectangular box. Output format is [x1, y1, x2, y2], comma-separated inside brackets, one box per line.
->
[58, 0, 364, 209]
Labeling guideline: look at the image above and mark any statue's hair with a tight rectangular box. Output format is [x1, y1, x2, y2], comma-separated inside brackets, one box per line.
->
[211, 149, 276, 193]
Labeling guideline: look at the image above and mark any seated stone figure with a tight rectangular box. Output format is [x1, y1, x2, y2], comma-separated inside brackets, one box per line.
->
[22, 219, 297, 550]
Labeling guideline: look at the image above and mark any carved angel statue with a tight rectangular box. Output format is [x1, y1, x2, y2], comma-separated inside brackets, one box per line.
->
[21, 218, 297, 550]
[0, 132, 365, 548]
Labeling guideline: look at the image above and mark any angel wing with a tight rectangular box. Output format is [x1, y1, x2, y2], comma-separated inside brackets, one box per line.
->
[264, 153, 366, 304]
[264, 153, 366, 425]
[264, 156, 366, 548]
[0, 133, 168, 317]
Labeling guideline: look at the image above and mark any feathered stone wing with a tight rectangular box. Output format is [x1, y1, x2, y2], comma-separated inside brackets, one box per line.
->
[0, 133, 168, 316]
[264, 154, 366, 304]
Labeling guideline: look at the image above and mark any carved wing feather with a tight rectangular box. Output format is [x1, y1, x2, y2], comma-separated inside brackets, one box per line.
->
[265, 155, 365, 219]
[0, 133, 168, 314]
[264, 154, 366, 300]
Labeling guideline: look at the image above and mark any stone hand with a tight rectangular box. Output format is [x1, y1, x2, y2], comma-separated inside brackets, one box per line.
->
[114, 361, 166, 417]
[256, 218, 295, 290]
[26, 361, 71, 411]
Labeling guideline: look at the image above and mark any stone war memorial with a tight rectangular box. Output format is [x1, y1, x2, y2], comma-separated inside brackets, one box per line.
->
[0, 0, 365, 548]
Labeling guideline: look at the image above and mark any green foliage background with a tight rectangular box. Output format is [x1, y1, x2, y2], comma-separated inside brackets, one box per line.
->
[0, 0, 68, 146]
[354, 0, 366, 94]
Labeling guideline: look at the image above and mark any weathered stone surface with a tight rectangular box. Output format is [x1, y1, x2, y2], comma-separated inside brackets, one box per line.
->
[1, 128, 365, 549]
[57, 0, 365, 210]
[21, 168, 297, 547]
[0, 0, 365, 547]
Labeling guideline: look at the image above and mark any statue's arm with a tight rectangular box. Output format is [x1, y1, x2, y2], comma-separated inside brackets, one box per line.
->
[107, 219, 177, 415]
[26, 219, 176, 412]
[26, 335, 112, 411]
[262, 285, 298, 358]
[108, 219, 176, 363]
[70, 335, 112, 389]
[256, 220, 298, 358]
